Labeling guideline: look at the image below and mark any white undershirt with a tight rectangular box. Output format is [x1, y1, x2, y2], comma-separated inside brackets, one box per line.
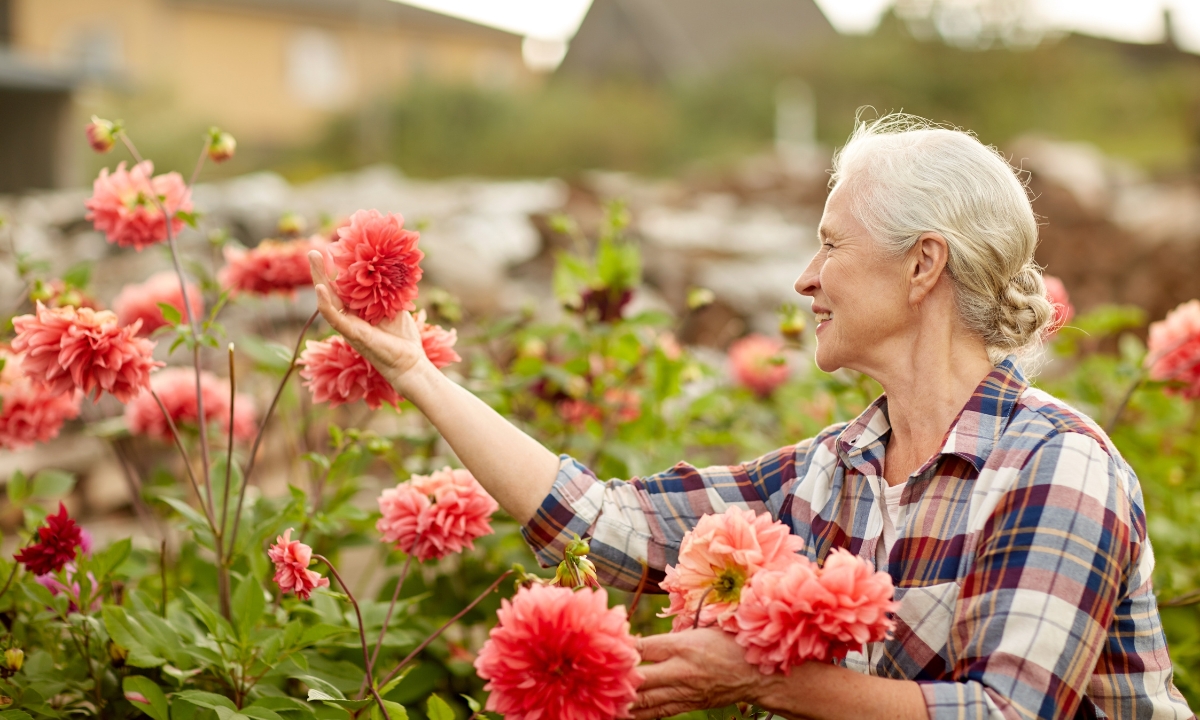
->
[877, 480, 906, 566]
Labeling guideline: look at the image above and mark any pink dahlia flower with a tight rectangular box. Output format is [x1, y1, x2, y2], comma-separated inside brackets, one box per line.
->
[85, 161, 192, 251]
[474, 585, 642, 720]
[376, 467, 498, 561]
[1043, 275, 1075, 336]
[1147, 299, 1200, 399]
[0, 349, 82, 451]
[328, 209, 424, 325]
[415, 310, 460, 368]
[268, 528, 330, 600]
[219, 236, 327, 296]
[112, 272, 204, 336]
[124, 367, 257, 442]
[11, 303, 162, 403]
[35, 563, 101, 613]
[729, 334, 789, 397]
[735, 548, 896, 672]
[298, 336, 400, 410]
[660, 507, 805, 632]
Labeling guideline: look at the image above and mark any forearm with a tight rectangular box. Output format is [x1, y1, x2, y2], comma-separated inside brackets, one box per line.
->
[756, 662, 928, 720]
[401, 363, 560, 524]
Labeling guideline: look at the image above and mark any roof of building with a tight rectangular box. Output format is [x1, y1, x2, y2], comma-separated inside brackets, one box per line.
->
[559, 0, 836, 81]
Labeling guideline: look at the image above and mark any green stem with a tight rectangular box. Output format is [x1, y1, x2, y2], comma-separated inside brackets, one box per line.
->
[360, 534, 422, 697]
[1105, 372, 1145, 434]
[313, 555, 391, 720]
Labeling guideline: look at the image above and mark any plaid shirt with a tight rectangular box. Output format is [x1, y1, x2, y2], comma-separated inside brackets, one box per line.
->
[521, 358, 1195, 720]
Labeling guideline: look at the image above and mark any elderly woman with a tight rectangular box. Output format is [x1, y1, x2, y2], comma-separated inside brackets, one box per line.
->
[308, 115, 1195, 720]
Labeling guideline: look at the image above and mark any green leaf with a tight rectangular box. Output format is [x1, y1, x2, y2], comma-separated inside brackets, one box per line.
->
[175, 690, 238, 711]
[62, 261, 92, 289]
[0, 711, 35, 720]
[247, 698, 312, 717]
[240, 336, 296, 374]
[31, 469, 74, 498]
[102, 606, 167, 668]
[123, 676, 170, 720]
[375, 666, 414, 698]
[92, 537, 132, 579]
[294, 675, 345, 699]
[241, 707, 284, 720]
[459, 696, 481, 714]
[426, 695, 454, 720]
[369, 701, 408, 720]
[7, 470, 29, 503]
[233, 573, 266, 642]
[181, 589, 235, 640]
[214, 708, 252, 720]
[307, 690, 373, 713]
[157, 302, 183, 326]
[298, 623, 349, 646]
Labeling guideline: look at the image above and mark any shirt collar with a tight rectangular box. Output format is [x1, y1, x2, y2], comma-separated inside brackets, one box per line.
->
[835, 356, 1029, 475]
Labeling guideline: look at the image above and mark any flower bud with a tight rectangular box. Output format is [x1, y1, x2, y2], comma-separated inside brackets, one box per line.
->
[778, 304, 806, 344]
[518, 337, 547, 360]
[554, 534, 600, 589]
[4, 648, 23, 672]
[687, 287, 715, 311]
[0, 695, 12, 707]
[207, 127, 237, 163]
[277, 212, 307, 237]
[108, 640, 129, 666]
[86, 116, 118, 153]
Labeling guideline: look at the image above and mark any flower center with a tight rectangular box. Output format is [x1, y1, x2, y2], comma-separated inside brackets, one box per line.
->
[710, 566, 746, 603]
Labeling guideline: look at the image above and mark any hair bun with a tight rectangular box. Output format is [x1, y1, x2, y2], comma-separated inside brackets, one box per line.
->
[994, 264, 1053, 352]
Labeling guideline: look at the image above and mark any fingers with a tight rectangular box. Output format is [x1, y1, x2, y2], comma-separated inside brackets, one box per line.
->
[631, 701, 695, 720]
[308, 251, 344, 312]
[315, 285, 373, 347]
[636, 633, 683, 664]
[636, 658, 689, 691]
[631, 685, 695, 720]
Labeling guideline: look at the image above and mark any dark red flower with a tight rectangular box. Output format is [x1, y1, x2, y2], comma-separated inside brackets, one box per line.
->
[14, 503, 83, 576]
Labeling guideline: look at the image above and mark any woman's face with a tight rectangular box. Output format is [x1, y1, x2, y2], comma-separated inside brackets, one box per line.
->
[795, 185, 911, 374]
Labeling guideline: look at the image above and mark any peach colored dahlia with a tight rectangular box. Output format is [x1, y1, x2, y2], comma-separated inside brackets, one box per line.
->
[474, 585, 642, 720]
[1147, 299, 1200, 399]
[219, 236, 327, 296]
[11, 303, 162, 403]
[660, 507, 805, 632]
[1043, 275, 1075, 337]
[113, 272, 204, 336]
[298, 336, 400, 410]
[376, 467, 498, 562]
[328, 209, 424, 325]
[124, 367, 257, 442]
[0, 349, 82, 451]
[415, 310, 460, 369]
[268, 528, 329, 600]
[85, 161, 192, 251]
[728, 334, 789, 397]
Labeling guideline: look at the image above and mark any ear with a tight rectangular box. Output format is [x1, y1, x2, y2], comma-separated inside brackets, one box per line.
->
[908, 232, 950, 305]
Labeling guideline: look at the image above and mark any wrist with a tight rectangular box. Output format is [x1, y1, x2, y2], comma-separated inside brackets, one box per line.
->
[393, 358, 441, 402]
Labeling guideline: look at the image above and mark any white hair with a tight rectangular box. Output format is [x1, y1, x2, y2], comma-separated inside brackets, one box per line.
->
[830, 113, 1053, 372]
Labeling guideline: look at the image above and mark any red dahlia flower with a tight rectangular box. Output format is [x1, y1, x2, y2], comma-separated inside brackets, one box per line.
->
[298, 336, 400, 410]
[85, 161, 192, 251]
[728, 334, 790, 397]
[376, 467, 498, 561]
[415, 310, 460, 368]
[1147, 299, 1200, 399]
[328, 209, 424, 325]
[1043, 275, 1075, 337]
[124, 367, 257, 442]
[474, 585, 642, 720]
[11, 303, 162, 403]
[14, 503, 84, 576]
[0, 349, 82, 451]
[268, 528, 330, 600]
[113, 271, 205, 336]
[219, 236, 327, 296]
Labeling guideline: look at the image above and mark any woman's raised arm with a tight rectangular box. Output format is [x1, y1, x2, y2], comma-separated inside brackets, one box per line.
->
[307, 251, 561, 524]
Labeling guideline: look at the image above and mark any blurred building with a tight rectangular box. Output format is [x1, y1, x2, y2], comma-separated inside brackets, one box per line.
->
[0, 0, 531, 190]
[560, 0, 836, 81]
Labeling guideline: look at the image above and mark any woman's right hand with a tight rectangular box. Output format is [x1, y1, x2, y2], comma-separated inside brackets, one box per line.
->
[307, 250, 431, 392]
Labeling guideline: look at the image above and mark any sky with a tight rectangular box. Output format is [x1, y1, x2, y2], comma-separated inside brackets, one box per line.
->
[393, 0, 1200, 53]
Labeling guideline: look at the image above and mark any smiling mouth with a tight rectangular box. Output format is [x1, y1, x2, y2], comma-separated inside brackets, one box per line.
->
[815, 312, 832, 323]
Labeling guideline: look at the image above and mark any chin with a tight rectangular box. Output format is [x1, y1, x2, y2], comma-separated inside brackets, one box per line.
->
[813, 345, 842, 374]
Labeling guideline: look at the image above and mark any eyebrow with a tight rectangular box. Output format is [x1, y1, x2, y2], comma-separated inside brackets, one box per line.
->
[817, 226, 844, 242]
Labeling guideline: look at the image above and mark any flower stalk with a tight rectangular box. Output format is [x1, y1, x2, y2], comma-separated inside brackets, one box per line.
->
[312, 555, 391, 720]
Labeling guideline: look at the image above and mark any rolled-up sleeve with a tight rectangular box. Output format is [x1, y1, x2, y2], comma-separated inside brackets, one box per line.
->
[919, 431, 1133, 720]
[521, 442, 812, 591]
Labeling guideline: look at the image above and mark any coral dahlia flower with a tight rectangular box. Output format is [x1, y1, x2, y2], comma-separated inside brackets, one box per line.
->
[85, 161, 192, 251]
[1147, 299, 1200, 399]
[328, 209, 424, 325]
[113, 272, 204, 336]
[11, 303, 162, 403]
[1043, 275, 1075, 337]
[219, 237, 327, 296]
[14, 503, 84, 576]
[660, 507, 805, 632]
[735, 549, 896, 672]
[729, 334, 790, 397]
[415, 310, 460, 368]
[376, 467, 498, 562]
[124, 367, 257, 442]
[474, 585, 642, 720]
[268, 528, 330, 600]
[298, 336, 400, 410]
[0, 349, 82, 451]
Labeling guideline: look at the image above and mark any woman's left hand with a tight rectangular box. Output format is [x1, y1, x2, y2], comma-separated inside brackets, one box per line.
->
[632, 628, 767, 720]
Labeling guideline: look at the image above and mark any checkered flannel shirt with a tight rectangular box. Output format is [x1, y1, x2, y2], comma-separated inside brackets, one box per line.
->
[521, 358, 1195, 719]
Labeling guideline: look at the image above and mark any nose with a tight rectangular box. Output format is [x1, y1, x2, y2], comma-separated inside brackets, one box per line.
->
[795, 250, 822, 297]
